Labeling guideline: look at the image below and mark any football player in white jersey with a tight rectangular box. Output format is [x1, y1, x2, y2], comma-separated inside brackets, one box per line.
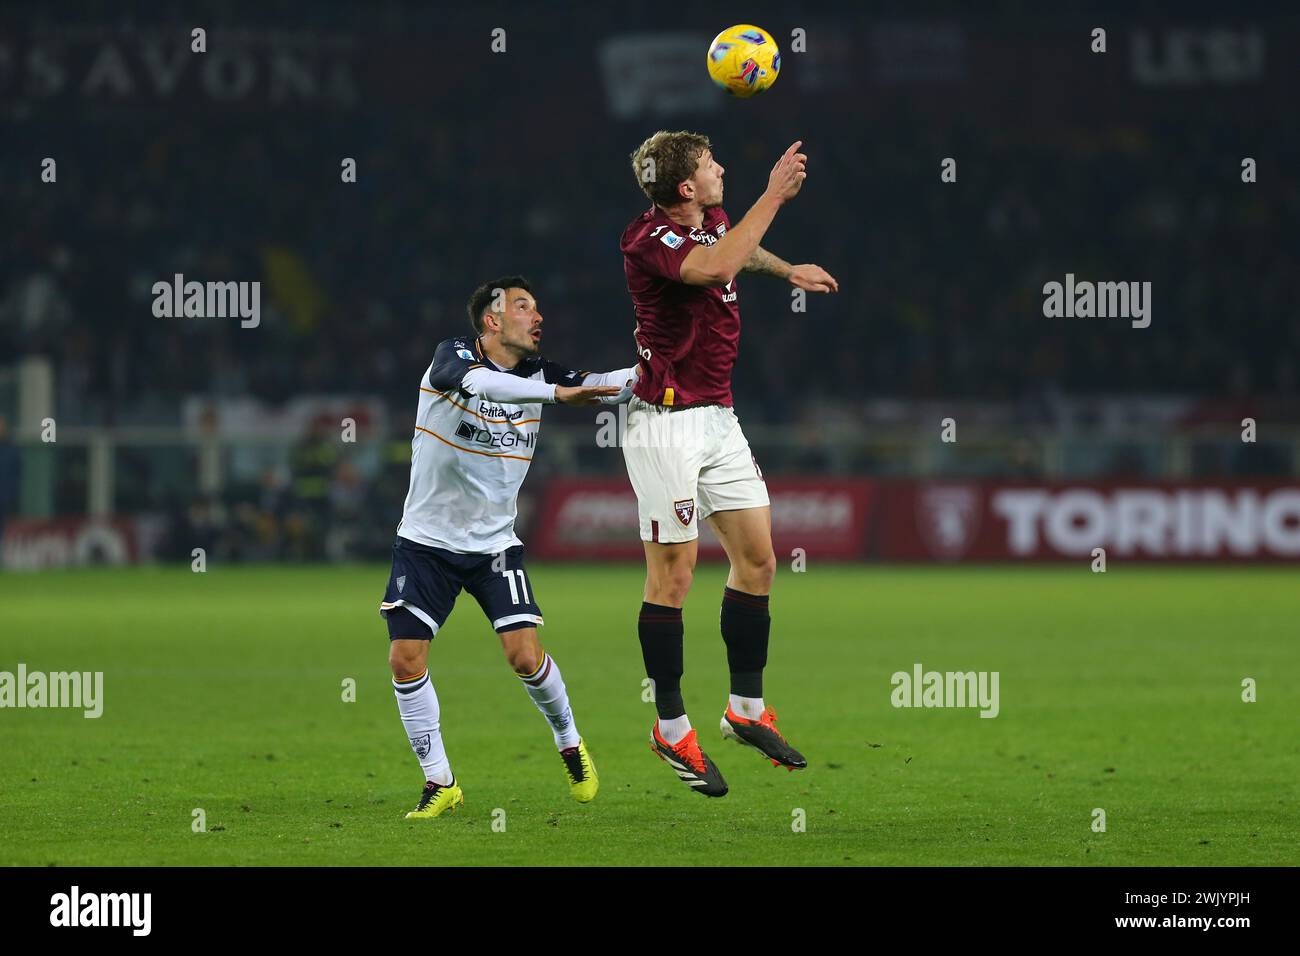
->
[382, 275, 637, 818]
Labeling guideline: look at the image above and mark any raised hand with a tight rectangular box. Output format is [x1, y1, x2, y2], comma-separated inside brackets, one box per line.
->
[766, 140, 808, 204]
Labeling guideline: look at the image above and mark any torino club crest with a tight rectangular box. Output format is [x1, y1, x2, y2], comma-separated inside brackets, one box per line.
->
[916, 485, 981, 560]
[674, 498, 695, 526]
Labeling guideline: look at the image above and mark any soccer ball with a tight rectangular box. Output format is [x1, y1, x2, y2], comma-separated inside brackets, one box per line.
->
[706, 24, 781, 98]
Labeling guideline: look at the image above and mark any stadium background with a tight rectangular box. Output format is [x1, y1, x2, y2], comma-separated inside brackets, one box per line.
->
[1, 3, 1298, 869]
[2, 4, 1297, 568]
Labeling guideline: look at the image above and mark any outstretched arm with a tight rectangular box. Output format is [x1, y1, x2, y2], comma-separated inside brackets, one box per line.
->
[744, 245, 839, 293]
[581, 364, 640, 404]
[462, 367, 559, 404]
[539, 359, 634, 405]
[430, 339, 558, 403]
[429, 338, 621, 405]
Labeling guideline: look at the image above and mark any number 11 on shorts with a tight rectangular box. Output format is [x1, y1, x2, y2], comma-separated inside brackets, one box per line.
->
[502, 568, 530, 604]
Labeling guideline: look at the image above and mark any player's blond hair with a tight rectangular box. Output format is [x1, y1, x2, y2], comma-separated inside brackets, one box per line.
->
[630, 131, 711, 208]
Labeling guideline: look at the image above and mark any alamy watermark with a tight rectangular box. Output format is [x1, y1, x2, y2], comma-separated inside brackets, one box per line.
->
[1042, 273, 1150, 328]
[49, 886, 150, 936]
[595, 400, 715, 450]
[891, 662, 999, 718]
[0, 663, 103, 718]
[152, 273, 260, 328]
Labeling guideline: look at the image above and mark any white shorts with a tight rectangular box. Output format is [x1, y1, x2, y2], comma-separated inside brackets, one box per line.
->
[621, 396, 769, 544]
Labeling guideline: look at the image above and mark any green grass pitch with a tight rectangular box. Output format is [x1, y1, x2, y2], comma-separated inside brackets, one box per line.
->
[1, 563, 1296, 866]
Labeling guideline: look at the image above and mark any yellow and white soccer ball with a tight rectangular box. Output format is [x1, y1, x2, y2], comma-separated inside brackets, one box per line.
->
[706, 24, 781, 98]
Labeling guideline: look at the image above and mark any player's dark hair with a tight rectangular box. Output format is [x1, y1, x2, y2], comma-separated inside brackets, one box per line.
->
[630, 131, 712, 208]
[466, 275, 533, 334]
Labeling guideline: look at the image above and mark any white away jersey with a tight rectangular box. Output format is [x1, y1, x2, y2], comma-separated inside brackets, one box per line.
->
[395, 336, 588, 554]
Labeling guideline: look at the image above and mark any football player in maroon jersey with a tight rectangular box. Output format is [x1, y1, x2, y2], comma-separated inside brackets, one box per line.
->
[620, 132, 838, 796]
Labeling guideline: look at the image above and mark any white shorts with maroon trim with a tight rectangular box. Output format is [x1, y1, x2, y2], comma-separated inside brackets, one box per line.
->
[621, 396, 769, 544]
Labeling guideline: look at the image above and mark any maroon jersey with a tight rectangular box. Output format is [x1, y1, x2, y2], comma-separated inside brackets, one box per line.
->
[620, 204, 740, 407]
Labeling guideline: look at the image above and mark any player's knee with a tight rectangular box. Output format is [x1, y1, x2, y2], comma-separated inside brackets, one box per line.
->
[507, 643, 543, 676]
[388, 641, 426, 679]
[736, 549, 776, 591]
[654, 563, 694, 605]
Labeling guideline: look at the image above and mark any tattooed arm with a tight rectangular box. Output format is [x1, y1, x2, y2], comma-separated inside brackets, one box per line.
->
[742, 245, 795, 280]
[743, 245, 840, 293]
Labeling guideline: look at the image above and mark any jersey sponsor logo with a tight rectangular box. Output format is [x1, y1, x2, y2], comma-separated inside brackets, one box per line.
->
[674, 498, 695, 526]
[479, 403, 525, 421]
[660, 231, 685, 249]
[721, 279, 737, 303]
[688, 227, 718, 246]
[456, 348, 474, 360]
[455, 419, 539, 450]
[410, 734, 431, 759]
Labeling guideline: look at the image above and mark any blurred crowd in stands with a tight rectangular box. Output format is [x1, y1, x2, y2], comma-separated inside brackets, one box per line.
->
[5, 86, 1298, 430]
[2, 10, 1297, 561]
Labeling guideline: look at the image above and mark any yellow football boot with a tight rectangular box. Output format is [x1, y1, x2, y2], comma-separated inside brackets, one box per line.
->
[404, 779, 464, 819]
[559, 739, 599, 803]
